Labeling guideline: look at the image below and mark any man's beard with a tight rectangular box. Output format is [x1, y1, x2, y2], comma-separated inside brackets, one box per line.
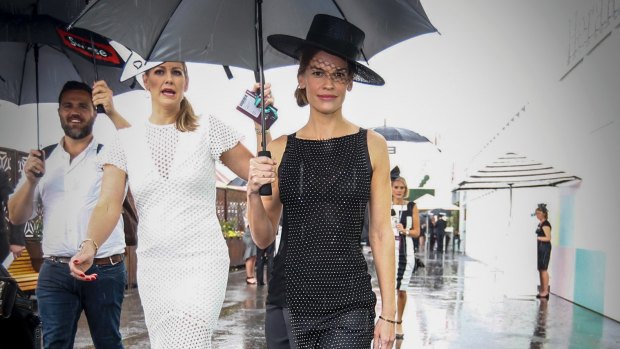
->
[61, 119, 95, 140]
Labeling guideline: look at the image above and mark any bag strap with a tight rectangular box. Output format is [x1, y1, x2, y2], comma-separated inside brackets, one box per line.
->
[42, 143, 103, 160]
[41, 144, 58, 160]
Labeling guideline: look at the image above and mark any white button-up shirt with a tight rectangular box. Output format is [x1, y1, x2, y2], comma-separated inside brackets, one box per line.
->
[12, 138, 125, 258]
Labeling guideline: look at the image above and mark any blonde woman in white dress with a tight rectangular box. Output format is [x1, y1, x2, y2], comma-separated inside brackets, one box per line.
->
[390, 176, 420, 340]
[67, 62, 272, 348]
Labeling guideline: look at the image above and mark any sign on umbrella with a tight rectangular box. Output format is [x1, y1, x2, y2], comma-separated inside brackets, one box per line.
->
[0, 14, 141, 148]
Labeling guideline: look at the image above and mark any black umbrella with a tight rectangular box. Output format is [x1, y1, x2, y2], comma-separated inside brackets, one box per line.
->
[372, 122, 441, 155]
[372, 125, 432, 143]
[69, 0, 438, 194]
[0, 14, 141, 149]
[0, 0, 87, 23]
[228, 177, 248, 187]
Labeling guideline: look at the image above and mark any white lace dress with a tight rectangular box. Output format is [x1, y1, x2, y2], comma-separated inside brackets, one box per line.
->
[100, 115, 242, 348]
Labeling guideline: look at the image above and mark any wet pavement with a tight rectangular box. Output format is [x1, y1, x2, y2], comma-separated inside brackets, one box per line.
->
[74, 247, 620, 348]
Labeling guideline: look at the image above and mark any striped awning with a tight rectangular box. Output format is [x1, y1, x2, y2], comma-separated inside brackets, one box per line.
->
[455, 152, 581, 191]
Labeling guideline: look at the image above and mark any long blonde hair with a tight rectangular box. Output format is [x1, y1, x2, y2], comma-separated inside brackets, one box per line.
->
[176, 95, 199, 132]
[145, 62, 199, 132]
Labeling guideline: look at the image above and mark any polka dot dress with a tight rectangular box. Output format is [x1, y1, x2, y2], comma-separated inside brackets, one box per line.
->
[279, 129, 376, 348]
[99, 115, 241, 349]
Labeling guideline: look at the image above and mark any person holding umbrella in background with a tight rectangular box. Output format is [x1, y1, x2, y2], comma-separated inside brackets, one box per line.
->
[66, 61, 274, 348]
[8, 80, 128, 349]
[247, 14, 396, 348]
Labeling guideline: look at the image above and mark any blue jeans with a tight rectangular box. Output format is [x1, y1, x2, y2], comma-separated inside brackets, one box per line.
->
[37, 259, 126, 349]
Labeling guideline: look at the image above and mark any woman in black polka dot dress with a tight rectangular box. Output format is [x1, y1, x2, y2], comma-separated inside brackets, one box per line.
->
[247, 15, 396, 349]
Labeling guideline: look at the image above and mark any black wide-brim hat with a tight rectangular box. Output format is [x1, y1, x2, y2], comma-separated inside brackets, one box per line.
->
[267, 14, 385, 86]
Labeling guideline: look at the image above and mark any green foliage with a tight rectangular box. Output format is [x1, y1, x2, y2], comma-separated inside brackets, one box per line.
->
[32, 214, 43, 240]
[221, 219, 243, 239]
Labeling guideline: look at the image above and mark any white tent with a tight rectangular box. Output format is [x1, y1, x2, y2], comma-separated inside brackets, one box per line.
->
[453, 152, 581, 219]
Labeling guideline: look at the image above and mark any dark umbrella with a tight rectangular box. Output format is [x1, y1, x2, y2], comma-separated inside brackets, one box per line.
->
[373, 125, 432, 143]
[68, 0, 438, 193]
[0, 14, 141, 148]
[228, 177, 248, 187]
[372, 122, 441, 155]
[0, 0, 87, 23]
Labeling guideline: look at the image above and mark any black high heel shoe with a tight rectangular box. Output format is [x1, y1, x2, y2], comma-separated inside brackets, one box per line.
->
[536, 293, 550, 300]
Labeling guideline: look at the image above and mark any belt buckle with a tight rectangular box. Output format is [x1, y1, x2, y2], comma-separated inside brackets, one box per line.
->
[50, 256, 65, 263]
[108, 255, 119, 266]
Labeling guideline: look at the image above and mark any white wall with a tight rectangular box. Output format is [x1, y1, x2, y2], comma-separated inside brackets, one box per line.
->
[461, 0, 620, 320]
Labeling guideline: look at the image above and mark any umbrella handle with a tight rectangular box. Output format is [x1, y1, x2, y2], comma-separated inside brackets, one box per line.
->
[89, 34, 106, 114]
[33, 151, 44, 178]
[258, 150, 272, 196]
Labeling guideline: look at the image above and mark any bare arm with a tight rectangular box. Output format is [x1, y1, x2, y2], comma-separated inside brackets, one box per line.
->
[367, 131, 396, 347]
[408, 204, 420, 238]
[222, 82, 276, 178]
[538, 226, 551, 242]
[251, 82, 274, 153]
[8, 150, 44, 224]
[246, 136, 286, 248]
[69, 165, 126, 281]
[221, 143, 254, 181]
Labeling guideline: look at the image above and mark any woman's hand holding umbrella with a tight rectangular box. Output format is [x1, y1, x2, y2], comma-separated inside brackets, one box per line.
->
[247, 156, 277, 195]
[92, 80, 132, 129]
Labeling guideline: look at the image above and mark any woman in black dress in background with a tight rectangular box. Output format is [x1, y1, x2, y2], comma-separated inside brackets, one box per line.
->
[535, 203, 552, 299]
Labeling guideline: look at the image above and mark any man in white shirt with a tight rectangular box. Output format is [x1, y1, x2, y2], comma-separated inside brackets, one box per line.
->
[9, 81, 127, 349]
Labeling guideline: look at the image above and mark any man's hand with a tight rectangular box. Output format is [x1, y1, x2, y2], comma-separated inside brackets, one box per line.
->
[24, 150, 45, 182]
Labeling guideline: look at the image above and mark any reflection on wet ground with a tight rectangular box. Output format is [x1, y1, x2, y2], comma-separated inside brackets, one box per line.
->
[75, 247, 620, 348]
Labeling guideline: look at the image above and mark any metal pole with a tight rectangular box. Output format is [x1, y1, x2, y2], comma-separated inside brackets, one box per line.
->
[90, 34, 105, 113]
[255, 0, 272, 195]
[34, 45, 40, 150]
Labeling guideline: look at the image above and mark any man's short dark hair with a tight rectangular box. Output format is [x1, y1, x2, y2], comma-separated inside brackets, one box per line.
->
[58, 81, 92, 105]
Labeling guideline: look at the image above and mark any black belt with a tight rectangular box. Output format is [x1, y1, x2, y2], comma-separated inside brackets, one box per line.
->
[45, 253, 124, 266]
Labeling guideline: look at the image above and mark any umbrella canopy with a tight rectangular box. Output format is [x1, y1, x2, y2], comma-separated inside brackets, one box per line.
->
[0, 14, 141, 106]
[0, 14, 142, 148]
[454, 152, 581, 222]
[69, 0, 437, 195]
[372, 126, 432, 143]
[0, 0, 87, 23]
[454, 152, 581, 191]
[69, 0, 437, 72]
